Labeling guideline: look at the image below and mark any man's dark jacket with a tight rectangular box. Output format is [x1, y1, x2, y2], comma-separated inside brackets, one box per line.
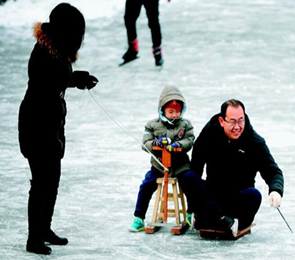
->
[191, 113, 284, 198]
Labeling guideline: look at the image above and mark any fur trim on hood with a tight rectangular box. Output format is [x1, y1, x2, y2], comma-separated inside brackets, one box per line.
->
[33, 22, 78, 62]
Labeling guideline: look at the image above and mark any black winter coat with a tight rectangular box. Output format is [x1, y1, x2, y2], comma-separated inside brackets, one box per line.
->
[191, 113, 284, 198]
[18, 38, 73, 159]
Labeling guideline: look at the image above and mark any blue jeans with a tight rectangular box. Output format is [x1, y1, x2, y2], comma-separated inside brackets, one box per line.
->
[181, 171, 262, 230]
[134, 167, 193, 220]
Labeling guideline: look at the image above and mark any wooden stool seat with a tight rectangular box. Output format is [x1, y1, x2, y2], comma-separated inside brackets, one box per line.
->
[151, 177, 187, 224]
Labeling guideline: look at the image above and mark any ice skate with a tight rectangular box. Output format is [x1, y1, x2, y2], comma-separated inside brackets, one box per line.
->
[120, 39, 139, 66]
[153, 46, 164, 66]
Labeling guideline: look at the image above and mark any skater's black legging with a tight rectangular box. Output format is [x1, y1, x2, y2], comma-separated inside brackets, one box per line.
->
[124, 0, 162, 48]
[27, 156, 61, 238]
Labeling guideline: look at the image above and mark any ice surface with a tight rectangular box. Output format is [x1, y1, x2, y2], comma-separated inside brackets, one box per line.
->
[0, 0, 295, 259]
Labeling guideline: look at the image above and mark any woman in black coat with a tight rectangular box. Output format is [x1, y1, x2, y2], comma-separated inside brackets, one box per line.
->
[18, 3, 98, 255]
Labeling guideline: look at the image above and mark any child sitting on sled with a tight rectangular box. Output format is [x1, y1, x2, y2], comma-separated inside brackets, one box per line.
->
[128, 84, 195, 232]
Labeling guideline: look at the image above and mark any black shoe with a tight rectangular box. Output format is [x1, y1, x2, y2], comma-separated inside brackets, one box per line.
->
[26, 238, 52, 255]
[153, 47, 164, 66]
[43, 230, 68, 245]
[122, 39, 139, 62]
[122, 48, 138, 62]
[218, 216, 234, 230]
[218, 216, 238, 237]
[191, 214, 201, 230]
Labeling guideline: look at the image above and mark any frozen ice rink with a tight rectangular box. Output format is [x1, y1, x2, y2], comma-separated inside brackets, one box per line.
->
[0, 0, 295, 259]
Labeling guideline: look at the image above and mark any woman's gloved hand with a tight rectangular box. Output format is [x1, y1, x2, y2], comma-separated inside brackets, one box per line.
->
[71, 70, 98, 90]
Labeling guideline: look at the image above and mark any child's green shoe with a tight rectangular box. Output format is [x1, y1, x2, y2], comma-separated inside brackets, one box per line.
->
[128, 217, 145, 232]
[186, 213, 192, 227]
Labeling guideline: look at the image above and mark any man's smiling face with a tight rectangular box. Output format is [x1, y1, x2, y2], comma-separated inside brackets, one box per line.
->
[218, 105, 245, 140]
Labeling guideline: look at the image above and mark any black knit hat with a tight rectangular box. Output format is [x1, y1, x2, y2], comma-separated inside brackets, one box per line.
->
[42, 3, 85, 53]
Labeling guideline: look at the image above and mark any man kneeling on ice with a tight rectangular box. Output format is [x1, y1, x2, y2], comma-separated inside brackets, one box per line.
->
[182, 99, 284, 237]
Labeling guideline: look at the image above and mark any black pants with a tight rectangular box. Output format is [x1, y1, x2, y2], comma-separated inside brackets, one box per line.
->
[27, 156, 61, 239]
[182, 171, 262, 230]
[124, 0, 162, 48]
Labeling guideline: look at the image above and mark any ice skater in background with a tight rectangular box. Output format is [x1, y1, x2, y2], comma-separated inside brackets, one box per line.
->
[18, 3, 98, 255]
[122, 0, 170, 66]
[128, 85, 195, 231]
[183, 99, 284, 237]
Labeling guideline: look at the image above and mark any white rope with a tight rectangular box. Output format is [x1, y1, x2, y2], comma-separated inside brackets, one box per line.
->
[78, 87, 87, 108]
[87, 89, 169, 172]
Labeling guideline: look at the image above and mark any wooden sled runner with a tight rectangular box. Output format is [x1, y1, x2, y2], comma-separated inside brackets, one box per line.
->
[145, 220, 190, 235]
[199, 223, 256, 240]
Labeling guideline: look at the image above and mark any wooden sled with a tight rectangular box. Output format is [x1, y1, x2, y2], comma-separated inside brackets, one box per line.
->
[145, 225, 162, 234]
[170, 220, 190, 235]
[199, 223, 256, 240]
[145, 220, 190, 235]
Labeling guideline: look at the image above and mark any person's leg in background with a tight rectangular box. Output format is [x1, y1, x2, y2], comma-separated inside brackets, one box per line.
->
[144, 0, 163, 66]
[122, 0, 142, 62]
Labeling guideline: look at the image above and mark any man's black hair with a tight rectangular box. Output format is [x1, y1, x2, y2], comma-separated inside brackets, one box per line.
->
[220, 99, 245, 119]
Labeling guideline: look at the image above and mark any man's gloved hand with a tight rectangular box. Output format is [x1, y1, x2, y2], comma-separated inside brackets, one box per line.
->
[154, 137, 171, 147]
[71, 70, 99, 90]
[269, 191, 282, 208]
[167, 142, 180, 152]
